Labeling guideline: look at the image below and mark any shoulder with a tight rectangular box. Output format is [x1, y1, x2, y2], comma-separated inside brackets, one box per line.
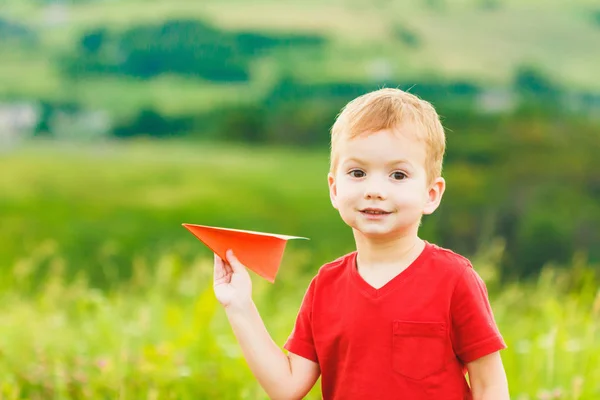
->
[309, 251, 355, 288]
[319, 251, 355, 272]
[423, 242, 475, 285]
[428, 241, 472, 266]
[426, 243, 492, 300]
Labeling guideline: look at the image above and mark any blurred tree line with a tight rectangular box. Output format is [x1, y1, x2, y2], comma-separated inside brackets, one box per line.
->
[65, 20, 324, 82]
[18, 18, 600, 279]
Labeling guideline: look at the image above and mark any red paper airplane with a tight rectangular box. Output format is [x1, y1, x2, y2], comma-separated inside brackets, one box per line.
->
[182, 223, 308, 283]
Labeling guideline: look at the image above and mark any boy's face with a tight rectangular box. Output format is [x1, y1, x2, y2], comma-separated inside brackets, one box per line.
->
[328, 127, 445, 239]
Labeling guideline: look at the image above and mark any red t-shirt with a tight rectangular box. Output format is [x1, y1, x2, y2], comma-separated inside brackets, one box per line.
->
[284, 241, 506, 400]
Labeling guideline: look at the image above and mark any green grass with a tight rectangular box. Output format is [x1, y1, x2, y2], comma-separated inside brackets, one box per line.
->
[0, 140, 348, 288]
[0, 140, 599, 398]
[0, 227, 598, 398]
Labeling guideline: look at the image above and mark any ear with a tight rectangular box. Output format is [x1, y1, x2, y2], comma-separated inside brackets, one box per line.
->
[328, 172, 338, 210]
[423, 177, 445, 215]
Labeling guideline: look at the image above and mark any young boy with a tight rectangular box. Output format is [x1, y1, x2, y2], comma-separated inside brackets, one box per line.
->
[213, 88, 509, 399]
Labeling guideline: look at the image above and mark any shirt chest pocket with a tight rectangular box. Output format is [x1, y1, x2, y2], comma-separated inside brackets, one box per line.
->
[392, 320, 448, 380]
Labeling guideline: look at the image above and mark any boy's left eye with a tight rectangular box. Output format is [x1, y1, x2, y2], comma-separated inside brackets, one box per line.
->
[349, 169, 365, 178]
[391, 171, 407, 180]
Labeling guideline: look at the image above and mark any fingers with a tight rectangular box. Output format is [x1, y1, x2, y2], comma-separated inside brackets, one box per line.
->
[214, 253, 226, 280]
[214, 253, 233, 278]
[225, 250, 246, 274]
[224, 260, 233, 276]
[214, 250, 245, 282]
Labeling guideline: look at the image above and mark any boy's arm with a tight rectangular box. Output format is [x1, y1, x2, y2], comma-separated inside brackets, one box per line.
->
[466, 351, 509, 400]
[215, 251, 320, 400]
[226, 303, 320, 400]
[450, 266, 509, 398]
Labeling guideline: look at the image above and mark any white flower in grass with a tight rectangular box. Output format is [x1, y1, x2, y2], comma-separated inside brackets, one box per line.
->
[178, 366, 191, 377]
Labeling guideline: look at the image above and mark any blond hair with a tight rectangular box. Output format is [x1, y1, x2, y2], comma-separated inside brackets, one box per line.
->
[330, 88, 446, 184]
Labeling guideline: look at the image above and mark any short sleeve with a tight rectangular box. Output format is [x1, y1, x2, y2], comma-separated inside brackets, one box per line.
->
[450, 266, 507, 364]
[284, 277, 318, 363]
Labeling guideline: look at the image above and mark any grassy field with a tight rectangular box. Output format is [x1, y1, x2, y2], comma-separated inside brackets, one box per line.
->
[0, 140, 599, 399]
[0, 140, 349, 288]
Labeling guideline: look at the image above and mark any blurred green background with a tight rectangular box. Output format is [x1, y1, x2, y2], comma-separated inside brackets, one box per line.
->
[1, 0, 599, 399]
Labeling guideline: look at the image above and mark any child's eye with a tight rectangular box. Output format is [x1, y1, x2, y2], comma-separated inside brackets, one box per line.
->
[392, 171, 407, 180]
[349, 170, 365, 178]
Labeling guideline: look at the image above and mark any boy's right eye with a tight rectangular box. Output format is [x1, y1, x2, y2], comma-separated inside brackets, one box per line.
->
[349, 169, 365, 178]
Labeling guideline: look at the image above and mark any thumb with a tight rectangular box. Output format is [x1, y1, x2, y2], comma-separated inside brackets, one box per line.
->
[226, 250, 247, 274]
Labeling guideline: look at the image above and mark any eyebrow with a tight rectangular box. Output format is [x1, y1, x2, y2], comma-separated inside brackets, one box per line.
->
[343, 157, 412, 167]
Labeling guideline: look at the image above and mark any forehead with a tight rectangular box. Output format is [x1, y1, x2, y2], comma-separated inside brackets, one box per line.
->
[336, 128, 427, 166]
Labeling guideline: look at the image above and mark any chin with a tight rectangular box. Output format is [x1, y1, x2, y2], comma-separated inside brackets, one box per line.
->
[354, 219, 417, 237]
[355, 224, 397, 237]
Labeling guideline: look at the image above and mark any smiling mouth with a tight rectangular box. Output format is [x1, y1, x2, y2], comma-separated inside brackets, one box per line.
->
[360, 209, 392, 215]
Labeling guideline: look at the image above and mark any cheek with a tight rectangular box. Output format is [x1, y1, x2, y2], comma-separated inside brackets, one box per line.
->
[335, 181, 359, 203]
[393, 184, 428, 205]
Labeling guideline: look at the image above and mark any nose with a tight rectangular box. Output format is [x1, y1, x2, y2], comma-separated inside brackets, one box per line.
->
[363, 175, 387, 200]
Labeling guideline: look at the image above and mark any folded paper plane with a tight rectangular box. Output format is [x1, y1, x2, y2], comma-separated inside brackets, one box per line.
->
[182, 223, 308, 283]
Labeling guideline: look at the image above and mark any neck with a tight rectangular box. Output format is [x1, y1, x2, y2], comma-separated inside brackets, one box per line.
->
[353, 226, 424, 269]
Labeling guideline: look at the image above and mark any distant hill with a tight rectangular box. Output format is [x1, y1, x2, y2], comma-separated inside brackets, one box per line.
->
[1, 0, 599, 118]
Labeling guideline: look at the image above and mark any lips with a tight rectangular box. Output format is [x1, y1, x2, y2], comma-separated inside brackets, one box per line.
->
[360, 208, 392, 215]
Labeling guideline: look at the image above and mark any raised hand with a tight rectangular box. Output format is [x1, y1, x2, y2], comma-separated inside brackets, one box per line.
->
[213, 250, 253, 310]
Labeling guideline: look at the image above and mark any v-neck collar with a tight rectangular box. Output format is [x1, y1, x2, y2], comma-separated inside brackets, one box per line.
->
[348, 241, 433, 299]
